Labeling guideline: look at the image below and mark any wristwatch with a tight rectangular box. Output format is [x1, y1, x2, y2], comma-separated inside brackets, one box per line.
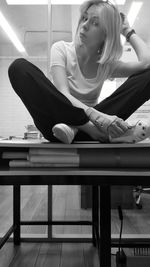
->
[126, 29, 136, 42]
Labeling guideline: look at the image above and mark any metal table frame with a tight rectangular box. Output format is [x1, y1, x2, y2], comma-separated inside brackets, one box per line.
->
[1, 141, 150, 267]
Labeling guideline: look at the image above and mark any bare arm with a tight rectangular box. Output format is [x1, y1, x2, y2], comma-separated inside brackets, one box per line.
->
[112, 14, 150, 78]
[129, 33, 150, 63]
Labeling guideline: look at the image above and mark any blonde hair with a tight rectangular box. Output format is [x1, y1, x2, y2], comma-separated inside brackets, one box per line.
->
[76, 0, 123, 65]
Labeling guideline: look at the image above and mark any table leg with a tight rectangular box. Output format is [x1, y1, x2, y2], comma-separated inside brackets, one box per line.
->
[92, 186, 99, 247]
[100, 185, 111, 267]
[13, 185, 21, 245]
[48, 185, 52, 239]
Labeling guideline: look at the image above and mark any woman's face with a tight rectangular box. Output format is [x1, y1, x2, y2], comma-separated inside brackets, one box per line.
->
[78, 5, 106, 51]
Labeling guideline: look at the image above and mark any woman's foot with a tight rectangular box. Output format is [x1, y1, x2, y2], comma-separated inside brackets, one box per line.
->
[52, 122, 109, 143]
[110, 120, 150, 143]
[52, 124, 78, 144]
[52, 120, 150, 144]
[77, 121, 109, 142]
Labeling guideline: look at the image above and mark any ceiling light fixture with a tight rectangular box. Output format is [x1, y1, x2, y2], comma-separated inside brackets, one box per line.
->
[6, 0, 126, 5]
[110, 0, 126, 4]
[0, 11, 27, 55]
[121, 1, 143, 45]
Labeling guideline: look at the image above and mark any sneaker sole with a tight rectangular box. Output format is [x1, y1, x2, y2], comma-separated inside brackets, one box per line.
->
[52, 126, 73, 144]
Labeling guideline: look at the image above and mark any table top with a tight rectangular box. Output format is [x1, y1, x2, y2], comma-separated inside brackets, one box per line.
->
[0, 139, 150, 148]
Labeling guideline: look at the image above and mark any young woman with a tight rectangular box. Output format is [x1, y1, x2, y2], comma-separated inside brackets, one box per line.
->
[8, 0, 150, 143]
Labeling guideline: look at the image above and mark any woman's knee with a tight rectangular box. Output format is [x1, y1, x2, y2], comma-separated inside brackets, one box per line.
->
[130, 68, 150, 80]
[141, 68, 150, 81]
[8, 58, 27, 79]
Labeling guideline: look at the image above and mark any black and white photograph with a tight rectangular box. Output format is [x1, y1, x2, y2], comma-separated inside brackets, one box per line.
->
[0, 0, 150, 266]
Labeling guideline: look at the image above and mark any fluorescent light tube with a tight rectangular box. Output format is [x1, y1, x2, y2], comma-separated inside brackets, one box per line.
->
[6, 0, 48, 4]
[0, 11, 27, 55]
[117, 0, 126, 4]
[110, 0, 126, 4]
[127, 1, 143, 27]
[6, 0, 126, 4]
[7, 0, 81, 4]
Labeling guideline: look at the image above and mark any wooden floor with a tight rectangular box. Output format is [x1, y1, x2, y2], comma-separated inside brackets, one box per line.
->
[0, 242, 103, 267]
[1, 242, 150, 267]
[0, 241, 142, 267]
[0, 185, 150, 266]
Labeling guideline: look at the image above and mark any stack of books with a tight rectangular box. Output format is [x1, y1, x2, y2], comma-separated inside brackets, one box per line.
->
[2, 148, 79, 168]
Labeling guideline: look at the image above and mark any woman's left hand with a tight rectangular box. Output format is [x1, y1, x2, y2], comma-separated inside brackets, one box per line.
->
[107, 117, 131, 138]
[120, 12, 131, 36]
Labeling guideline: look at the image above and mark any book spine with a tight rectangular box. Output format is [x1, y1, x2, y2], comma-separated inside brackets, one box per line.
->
[28, 154, 80, 164]
[9, 160, 79, 167]
[29, 148, 78, 155]
[2, 152, 28, 159]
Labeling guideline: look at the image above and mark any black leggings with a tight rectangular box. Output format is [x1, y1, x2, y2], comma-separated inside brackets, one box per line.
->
[8, 58, 150, 141]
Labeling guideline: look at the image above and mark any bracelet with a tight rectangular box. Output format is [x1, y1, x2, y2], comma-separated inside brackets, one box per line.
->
[126, 29, 136, 42]
[86, 107, 94, 118]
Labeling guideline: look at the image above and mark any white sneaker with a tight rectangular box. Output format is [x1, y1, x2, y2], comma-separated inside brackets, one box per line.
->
[52, 123, 78, 144]
[110, 120, 150, 143]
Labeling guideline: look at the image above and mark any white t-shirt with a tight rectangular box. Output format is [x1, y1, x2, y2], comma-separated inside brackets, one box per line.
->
[50, 41, 116, 107]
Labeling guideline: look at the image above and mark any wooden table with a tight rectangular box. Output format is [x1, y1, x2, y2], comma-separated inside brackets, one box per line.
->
[1, 139, 150, 267]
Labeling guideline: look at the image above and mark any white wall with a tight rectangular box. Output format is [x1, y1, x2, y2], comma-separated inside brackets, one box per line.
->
[0, 58, 47, 138]
[71, 5, 80, 40]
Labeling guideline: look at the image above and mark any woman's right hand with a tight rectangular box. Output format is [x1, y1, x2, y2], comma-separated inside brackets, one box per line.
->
[86, 107, 131, 139]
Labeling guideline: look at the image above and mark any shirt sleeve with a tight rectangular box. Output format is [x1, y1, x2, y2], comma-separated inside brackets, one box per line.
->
[50, 41, 66, 69]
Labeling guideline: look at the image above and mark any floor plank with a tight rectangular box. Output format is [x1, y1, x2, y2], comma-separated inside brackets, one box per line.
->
[35, 243, 61, 267]
[60, 243, 85, 267]
[0, 243, 18, 267]
[83, 243, 99, 267]
[9, 243, 41, 267]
